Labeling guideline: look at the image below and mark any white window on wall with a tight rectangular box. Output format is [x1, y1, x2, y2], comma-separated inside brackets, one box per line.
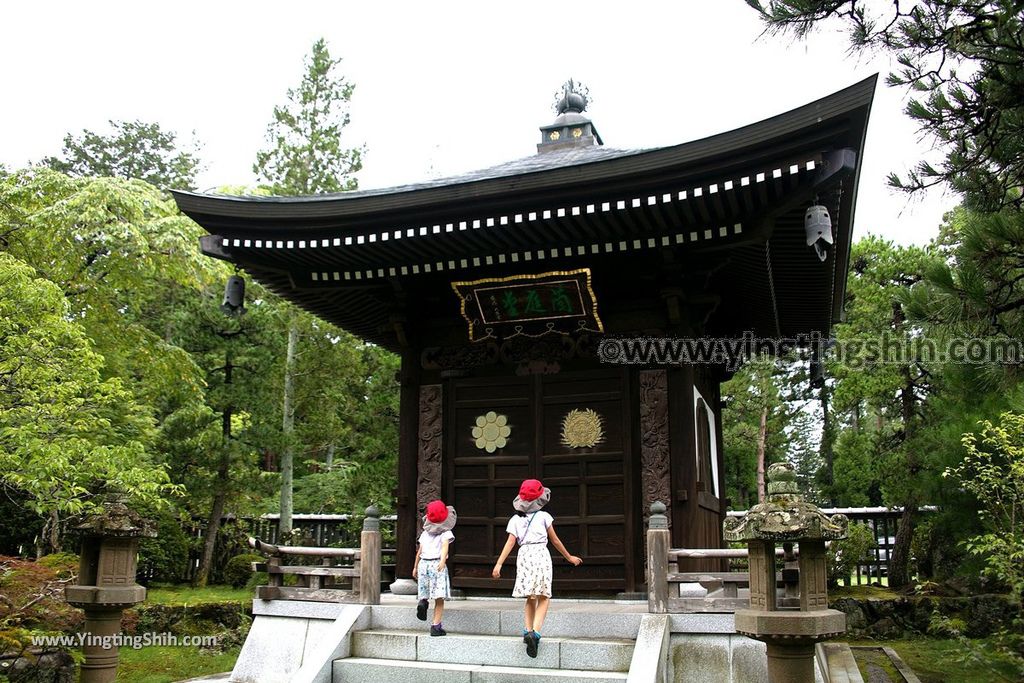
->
[693, 387, 720, 498]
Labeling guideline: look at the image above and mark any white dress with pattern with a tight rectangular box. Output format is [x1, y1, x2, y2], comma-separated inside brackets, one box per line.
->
[507, 512, 554, 598]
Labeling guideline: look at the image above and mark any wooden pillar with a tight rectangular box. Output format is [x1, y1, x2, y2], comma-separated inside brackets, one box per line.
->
[360, 506, 381, 605]
[646, 502, 669, 613]
[394, 348, 421, 583]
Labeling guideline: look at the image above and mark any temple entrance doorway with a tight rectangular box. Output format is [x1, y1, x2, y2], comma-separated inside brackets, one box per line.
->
[445, 367, 639, 593]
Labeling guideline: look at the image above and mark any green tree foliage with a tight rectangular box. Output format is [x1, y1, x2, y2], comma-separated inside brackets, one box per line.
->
[253, 38, 364, 195]
[746, 0, 1024, 210]
[945, 411, 1024, 598]
[0, 253, 177, 542]
[0, 169, 216, 412]
[827, 236, 935, 586]
[0, 167, 278, 566]
[252, 38, 397, 532]
[904, 206, 1024, 387]
[722, 356, 814, 509]
[42, 119, 202, 191]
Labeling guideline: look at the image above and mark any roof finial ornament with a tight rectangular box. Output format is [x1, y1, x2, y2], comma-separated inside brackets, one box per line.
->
[553, 79, 590, 115]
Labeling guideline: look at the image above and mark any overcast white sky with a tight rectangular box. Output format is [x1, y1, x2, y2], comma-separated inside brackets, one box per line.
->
[1, 1, 959, 245]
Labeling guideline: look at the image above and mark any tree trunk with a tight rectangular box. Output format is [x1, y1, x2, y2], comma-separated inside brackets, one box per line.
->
[48, 510, 60, 554]
[280, 319, 299, 537]
[819, 382, 835, 504]
[756, 405, 768, 503]
[195, 466, 227, 588]
[196, 349, 234, 587]
[888, 366, 919, 590]
[888, 504, 915, 590]
[37, 510, 61, 557]
[325, 444, 335, 468]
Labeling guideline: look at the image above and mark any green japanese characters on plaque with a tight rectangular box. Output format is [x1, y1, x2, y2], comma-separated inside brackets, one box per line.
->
[451, 268, 603, 342]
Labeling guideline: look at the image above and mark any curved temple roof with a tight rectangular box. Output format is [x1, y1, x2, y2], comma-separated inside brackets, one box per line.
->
[174, 76, 876, 351]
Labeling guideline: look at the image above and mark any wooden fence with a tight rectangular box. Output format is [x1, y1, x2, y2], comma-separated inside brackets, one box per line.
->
[249, 507, 387, 604]
[724, 506, 929, 584]
[649, 504, 933, 612]
[142, 513, 398, 585]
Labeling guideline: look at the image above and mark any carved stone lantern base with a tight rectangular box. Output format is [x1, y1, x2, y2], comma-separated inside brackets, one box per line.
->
[736, 608, 846, 682]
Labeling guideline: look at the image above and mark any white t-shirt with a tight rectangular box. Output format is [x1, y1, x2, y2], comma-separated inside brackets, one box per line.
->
[506, 511, 553, 545]
[417, 529, 453, 560]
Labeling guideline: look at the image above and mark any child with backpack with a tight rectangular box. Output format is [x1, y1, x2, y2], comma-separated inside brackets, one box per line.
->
[491, 479, 582, 657]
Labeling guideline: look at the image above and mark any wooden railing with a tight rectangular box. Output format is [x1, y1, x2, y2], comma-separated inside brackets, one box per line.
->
[647, 502, 798, 613]
[249, 506, 388, 604]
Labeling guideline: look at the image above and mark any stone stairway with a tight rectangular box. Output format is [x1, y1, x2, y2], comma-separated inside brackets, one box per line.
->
[332, 603, 640, 682]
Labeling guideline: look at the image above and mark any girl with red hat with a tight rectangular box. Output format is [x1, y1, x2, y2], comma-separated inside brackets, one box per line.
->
[491, 479, 582, 658]
[413, 499, 456, 636]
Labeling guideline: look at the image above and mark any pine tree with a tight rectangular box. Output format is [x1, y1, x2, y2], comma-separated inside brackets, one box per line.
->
[253, 38, 367, 536]
[746, 1, 1024, 211]
[253, 38, 364, 195]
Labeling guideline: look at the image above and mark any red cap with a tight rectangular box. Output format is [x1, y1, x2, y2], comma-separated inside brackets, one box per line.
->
[425, 500, 449, 524]
[518, 479, 544, 502]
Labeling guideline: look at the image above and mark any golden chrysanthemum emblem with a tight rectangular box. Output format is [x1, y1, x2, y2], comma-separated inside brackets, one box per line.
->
[472, 411, 511, 453]
[561, 408, 604, 448]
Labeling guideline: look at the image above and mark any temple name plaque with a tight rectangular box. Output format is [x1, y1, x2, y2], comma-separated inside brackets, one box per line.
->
[452, 268, 602, 342]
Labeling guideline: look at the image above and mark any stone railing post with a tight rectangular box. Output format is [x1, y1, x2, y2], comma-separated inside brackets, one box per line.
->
[359, 506, 381, 605]
[646, 501, 669, 613]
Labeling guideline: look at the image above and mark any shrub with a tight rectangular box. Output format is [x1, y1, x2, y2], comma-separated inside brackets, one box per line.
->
[223, 553, 263, 589]
[945, 412, 1024, 599]
[137, 507, 196, 584]
[0, 555, 83, 659]
[35, 552, 78, 580]
[827, 522, 876, 586]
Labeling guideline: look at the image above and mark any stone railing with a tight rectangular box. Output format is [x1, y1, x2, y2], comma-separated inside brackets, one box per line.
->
[249, 506, 388, 604]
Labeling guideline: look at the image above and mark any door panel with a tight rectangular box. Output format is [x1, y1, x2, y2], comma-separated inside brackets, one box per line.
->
[447, 369, 634, 592]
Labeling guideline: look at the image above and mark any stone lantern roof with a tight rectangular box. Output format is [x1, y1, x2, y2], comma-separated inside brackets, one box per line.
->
[723, 463, 848, 543]
[74, 499, 157, 538]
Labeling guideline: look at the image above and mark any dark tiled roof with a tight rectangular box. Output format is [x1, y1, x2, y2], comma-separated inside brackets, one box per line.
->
[207, 145, 650, 203]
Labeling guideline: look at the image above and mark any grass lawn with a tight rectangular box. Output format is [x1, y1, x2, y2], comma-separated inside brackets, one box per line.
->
[145, 584, 252, 606]
[841, 573, 891, 588]
[850, 638, 1022, 683]
[118, 645, 239, 683]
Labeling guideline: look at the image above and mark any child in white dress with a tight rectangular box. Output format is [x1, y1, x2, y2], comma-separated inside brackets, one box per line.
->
[413, 499, 456, 636]
[491, 479, 581, 658]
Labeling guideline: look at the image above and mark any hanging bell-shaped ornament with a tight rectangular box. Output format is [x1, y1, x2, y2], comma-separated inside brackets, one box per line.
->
[220, 274, 246, 316]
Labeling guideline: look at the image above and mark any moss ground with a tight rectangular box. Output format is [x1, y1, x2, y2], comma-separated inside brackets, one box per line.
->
[849, 638, 1022, 683]
[118, 646, 239, 683]
[145, 584, 252, 606]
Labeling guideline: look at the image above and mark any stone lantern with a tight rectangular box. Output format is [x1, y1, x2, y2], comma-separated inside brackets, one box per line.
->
[65, 499, 156, 683]
[723, 462, 848, 683]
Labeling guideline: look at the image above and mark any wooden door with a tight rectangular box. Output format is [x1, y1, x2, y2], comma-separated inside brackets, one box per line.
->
[446, 369, 634, 593]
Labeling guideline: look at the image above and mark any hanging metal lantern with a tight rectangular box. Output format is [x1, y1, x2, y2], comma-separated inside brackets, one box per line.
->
[220, 274, 246, 316]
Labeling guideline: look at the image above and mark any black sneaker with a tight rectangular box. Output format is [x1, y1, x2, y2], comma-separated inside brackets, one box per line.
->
[522, 631, 530, 644]
[416, 599, 428, 621]
[525, 631, 539, 658]
[430, 623, 447, 637]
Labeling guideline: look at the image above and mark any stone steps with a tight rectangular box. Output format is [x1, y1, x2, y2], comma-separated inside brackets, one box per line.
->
[366, 603, 644, 640]
[351, 629, 634, 671]
[334, 622, 636, 682]
[334, 657, 629, 682]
